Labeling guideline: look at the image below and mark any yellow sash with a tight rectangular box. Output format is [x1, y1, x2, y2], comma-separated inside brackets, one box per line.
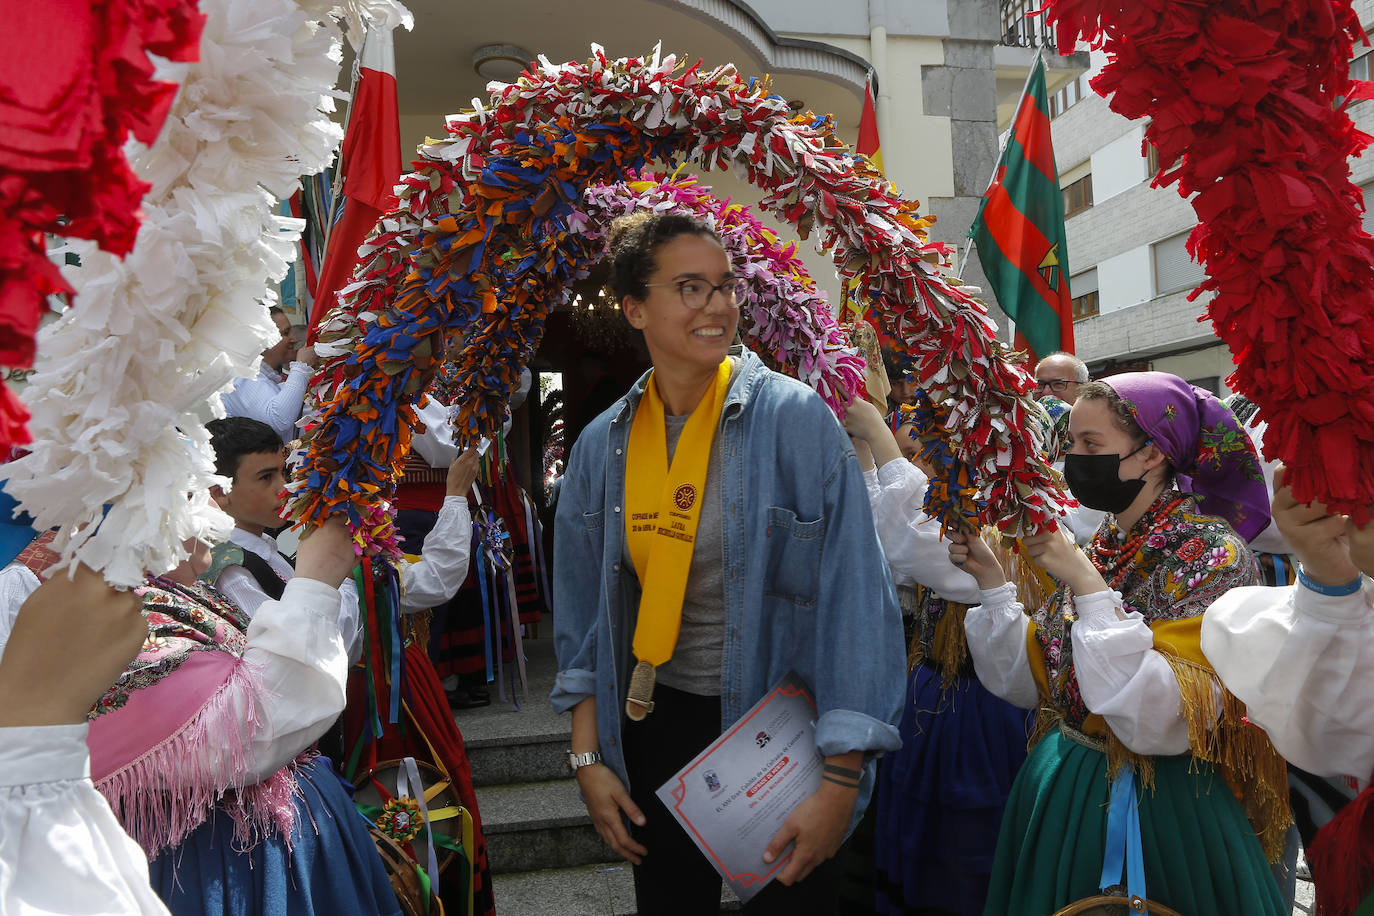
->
[622, 358, 731, 718]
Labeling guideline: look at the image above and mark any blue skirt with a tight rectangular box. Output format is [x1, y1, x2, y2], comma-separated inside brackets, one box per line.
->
[148, 756, 402, 916]
[873, 664, 1032, 916]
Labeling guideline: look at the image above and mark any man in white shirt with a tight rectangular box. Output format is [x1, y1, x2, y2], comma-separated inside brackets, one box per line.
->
[205, 417, 365, 663]
[218, 307, 320, 443]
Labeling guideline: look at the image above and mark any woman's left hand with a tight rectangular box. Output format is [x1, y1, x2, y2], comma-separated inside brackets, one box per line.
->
[762, 779, 857, 885]
[1020, 525, 1107, 595]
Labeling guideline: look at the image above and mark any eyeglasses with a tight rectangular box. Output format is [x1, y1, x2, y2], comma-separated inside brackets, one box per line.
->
[1035, 378, 1077, 393]
[645, 277, 748, 310]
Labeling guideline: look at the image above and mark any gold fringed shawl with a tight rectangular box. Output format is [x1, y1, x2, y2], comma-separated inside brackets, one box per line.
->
[1153, 617, 1292, 862]
[1025, 610, 1291, 862]
[908, 600, 969, 688]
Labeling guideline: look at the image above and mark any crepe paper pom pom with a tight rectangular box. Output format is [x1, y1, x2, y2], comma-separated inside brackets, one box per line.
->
[1, 0, 410, 587]
[1045, 0, 1374, 523]
[0, 0, 205, 454]
[349, 500, 403, 560]
[293, 44, 1068, 538]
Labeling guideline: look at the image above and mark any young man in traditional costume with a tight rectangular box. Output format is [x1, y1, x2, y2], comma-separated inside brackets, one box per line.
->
[205, 417, 365, 661]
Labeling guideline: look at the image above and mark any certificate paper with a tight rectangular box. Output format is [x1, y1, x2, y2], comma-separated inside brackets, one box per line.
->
[655, 672, 822, 902]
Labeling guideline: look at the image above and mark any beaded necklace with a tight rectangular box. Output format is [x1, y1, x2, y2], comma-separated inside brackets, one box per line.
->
[1087, 491, 1188, 592]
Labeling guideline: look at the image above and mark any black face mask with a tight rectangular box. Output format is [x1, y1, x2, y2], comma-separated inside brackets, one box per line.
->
[1063, 444, 1150, 514]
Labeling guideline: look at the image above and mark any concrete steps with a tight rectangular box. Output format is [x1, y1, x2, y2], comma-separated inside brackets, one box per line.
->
[459, 636, 747, 912]
[478, 778, 613, 874]
[491, 862, 740, 916]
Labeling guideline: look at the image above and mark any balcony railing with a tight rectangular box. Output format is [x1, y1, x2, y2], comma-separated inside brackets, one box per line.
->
[1000, 0, 1058, 51]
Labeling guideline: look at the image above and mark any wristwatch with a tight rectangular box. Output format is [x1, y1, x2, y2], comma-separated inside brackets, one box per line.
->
[567, 749, 603, 773]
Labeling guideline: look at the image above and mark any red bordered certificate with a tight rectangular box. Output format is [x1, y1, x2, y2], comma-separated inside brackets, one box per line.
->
[654, 672, 822, 902]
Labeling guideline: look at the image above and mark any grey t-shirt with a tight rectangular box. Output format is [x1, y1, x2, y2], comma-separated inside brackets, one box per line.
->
[622, 361, 739, 697]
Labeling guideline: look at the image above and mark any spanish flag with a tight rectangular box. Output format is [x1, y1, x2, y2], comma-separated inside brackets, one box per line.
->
[968, 57, 1075, 361]
[308, 23, 405, 338]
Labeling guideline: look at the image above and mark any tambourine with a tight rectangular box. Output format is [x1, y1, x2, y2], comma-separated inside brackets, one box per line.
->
[1053, 895, 1184, 915]
[355, 757, 473, 916]
[367, 827, 438, 916]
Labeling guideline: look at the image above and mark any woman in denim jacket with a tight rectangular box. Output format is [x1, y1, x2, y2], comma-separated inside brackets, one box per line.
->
[551, 211, 905, 914]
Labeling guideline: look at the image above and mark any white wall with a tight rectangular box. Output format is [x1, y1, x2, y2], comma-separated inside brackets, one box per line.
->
[742, 0, 951, 37]
[1089, 125, 1146, 205]
[1095, 246, 1151, 313]
[1151, 344, 1237, 397]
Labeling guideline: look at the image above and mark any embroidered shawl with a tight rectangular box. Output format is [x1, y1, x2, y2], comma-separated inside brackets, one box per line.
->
[85, 577, 301, 858]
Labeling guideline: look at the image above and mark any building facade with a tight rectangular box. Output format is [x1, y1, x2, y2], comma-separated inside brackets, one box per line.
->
[1043, 0, 1374, 393]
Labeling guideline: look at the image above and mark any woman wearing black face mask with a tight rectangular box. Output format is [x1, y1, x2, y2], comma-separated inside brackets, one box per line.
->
[949, 372, 1286, 916]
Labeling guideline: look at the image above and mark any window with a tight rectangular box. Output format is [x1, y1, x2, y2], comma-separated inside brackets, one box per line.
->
[1049, 75, 1088, 119]
[1361, 182, 1374, 236]
[1146, 142, 1160, 178]
[1337, 51, 1370, 105]
[1152, 231, 1207, 295]
[1062, 174, 1094, 217]
[1070, 268, 1099, 320]
[1352, 52, 1371, 83]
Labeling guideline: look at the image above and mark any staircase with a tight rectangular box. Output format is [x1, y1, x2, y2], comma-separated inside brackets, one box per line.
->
[457, 636, 739, 915]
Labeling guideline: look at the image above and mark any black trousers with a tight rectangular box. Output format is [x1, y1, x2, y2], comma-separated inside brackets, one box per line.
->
[622, 685, 844, 915]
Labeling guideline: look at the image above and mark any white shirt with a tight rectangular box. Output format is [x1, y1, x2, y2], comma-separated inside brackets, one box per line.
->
[1202, 576, 1374, 783]
[0, 564, 40, 662]
[215, 527, 364, 665]
[0, 723, 169, 915]
[862, 460, 981, 603]
[396, 496, 473, 613]
[0, 575, 349, 792]
[965, 583, 1195, 755]
[1239, 417, 1295, 557]
[218, 362, 313, 443]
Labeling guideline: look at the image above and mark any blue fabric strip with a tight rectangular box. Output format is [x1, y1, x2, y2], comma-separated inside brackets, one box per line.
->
[476, 545, 495, 682]
[1100, 768, 1131, 892]
[1124, 772, 1145, 905]
[1100, 768, 1146, 905]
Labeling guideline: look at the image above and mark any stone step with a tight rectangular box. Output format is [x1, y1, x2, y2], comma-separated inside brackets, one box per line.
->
[492, 862, 741, 916]
[452, 636, 570, 786]
[466, 730, 570, 786]
[477, 777, 614, 873]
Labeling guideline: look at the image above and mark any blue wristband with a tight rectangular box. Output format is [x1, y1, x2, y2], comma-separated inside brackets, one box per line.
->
[1297, 568, 1364, 597]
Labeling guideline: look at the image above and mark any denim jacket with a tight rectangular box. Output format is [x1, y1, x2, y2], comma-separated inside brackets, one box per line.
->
[551, 347, 905, 819]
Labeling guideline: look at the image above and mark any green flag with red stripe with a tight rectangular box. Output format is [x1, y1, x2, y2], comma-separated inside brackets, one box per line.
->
[969, 57, 1075, 361]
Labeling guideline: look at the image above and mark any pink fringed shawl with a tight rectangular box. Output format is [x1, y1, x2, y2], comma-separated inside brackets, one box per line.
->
[85, 578, 301, 857]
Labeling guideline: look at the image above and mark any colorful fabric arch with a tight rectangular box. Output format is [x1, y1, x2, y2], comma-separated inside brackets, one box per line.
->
[292, 46, 1071, 539]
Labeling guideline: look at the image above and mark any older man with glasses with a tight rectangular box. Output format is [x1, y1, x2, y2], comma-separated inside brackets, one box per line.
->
[1032, 351, 1090, 403]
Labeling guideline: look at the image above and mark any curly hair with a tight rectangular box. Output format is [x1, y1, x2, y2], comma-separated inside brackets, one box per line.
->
[606, 211, 723, 301]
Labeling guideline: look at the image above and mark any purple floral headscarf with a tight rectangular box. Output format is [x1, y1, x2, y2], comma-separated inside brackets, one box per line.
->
[1102, 372, 1270, 541]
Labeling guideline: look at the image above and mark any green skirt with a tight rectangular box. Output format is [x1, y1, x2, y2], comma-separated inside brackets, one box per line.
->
[983, 731, 1284, 916]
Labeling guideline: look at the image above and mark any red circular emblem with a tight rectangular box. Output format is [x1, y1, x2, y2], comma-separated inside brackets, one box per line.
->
[673, 484, 697, 511]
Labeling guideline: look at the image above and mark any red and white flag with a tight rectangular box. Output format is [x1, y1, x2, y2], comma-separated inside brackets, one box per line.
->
[308, 24, 402, 337]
